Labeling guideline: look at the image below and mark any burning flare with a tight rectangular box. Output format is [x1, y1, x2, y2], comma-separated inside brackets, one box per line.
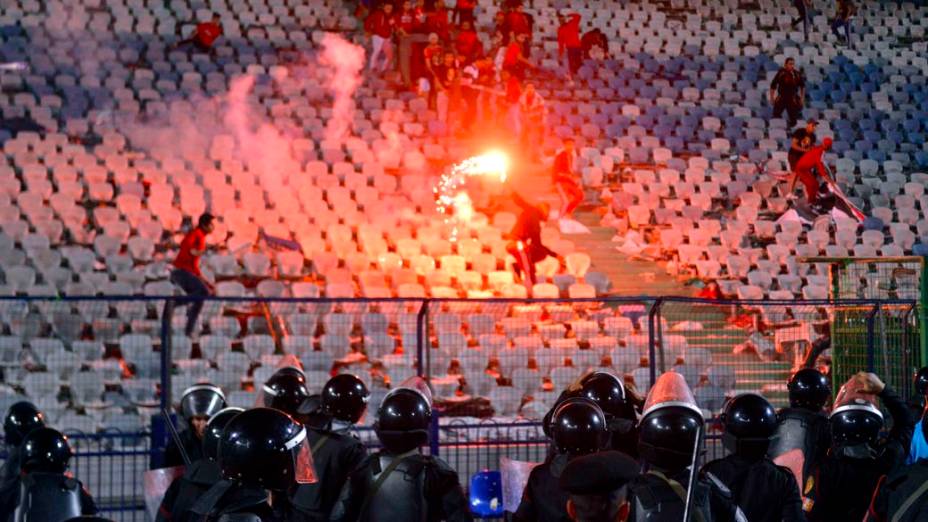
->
[434, 150, 510, 241]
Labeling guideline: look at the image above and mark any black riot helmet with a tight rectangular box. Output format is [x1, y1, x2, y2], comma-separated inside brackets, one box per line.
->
[638, 372, 705, 471]
[579, 371, 631, 421]
[218, 408, 316, 491]
[202, 407, 244, 461]
[21, 428, 73, 474]
[321, 374, 370, 424]
[374, 387, 432, 454]
[787, 368, 831, 411]
[179, 384, 227, 422]
[263, 367, 311, 417]
[829, 376, 884, 459]
[915, 367, 928, 398]
[4, 401, 46, 447]
[720, 393, 778, 457]
[550, 397, 608, 456]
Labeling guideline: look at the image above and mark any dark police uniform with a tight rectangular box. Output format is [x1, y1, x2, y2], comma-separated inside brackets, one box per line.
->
[290, 427, 368, 520]
[184, 480, 286, 522]
[805, 386, 914, 522]
[864, 458, 928, 522]
[156, 459, 222, 521]
[0, 447, 23, 517]
[627, 469, 742, 522]
[164, 428, 205, 468]
[11, 472, 97, 522]
[513, 453, 571, 522]
[702, 455, 804, 522]
[330, 450, 472, 522]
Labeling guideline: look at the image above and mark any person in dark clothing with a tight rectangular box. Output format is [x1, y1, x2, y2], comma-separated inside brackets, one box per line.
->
[330, 385, 472, 522]
[580, 28, 608, 60]
[864, 458, 928, 522]
[703, 394, 805, 522]
[506, 191, 559, 285]
[12, 428, 97, 521]
[0, 402, 46, 518]
[768, 368, 832, 493]
[907, 367, 928, 464]
[186, 408, 314, 522]
[831, 0, 856, 47]
[628, 372, 744, 522]
[169, 212, 215, 337]
[156, 407, 242, 522]
[769, 58, 806, 127]
[804, 372, 915, 522]
[791, 0, 811, 40]
[291, 374, 370, 520]
[560, 451, 638, 522]
[787, 119, 818, 172]
[515, 398, 609, 522]
[163, 384, 226, 468]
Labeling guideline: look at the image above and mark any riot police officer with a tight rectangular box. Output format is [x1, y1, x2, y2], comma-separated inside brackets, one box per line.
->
[187, 407, 316, 521]
[13, 427, 97, 521]
[767, 368, 831, 490]
[578, 371, 640, 458]
[291, 374, 370, 520]
[165, 384, 226, 467]
[906, 366, 928, 464]
[515, 397, 609, 522]
[157, 407, 243, 521]
[560, 450, 639, 522]
[804, 372, 914, 521]
[865, 452, 928, 521]
[262, 366, 312, 420]
[0, 402, 45, 516]
[702, 393, 804, 522]
[627, 372, 743, 522]
[330, 384, 472, 522]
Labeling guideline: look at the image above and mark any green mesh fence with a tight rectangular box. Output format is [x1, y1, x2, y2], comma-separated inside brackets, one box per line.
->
[802, 256, 925, 401]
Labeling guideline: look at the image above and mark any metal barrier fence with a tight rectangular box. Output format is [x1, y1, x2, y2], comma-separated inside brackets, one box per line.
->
[0, 294, 922, 518]
[0, 430, 150, 521]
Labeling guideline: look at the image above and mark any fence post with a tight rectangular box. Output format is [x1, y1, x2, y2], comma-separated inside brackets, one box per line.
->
[647, 298, 664, 386]
[417, 299, 430, 379]
[153, 297, 175, 468]
[920, 257, 928, 367]
[866, 303, 879, 373]
[429, 407, 440, 457]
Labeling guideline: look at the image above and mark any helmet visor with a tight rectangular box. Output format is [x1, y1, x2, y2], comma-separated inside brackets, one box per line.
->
[181, 385, 226, 420]
[395, 376, 433, 407]
[642, 372, 702, 419]
[831, 377, 883, 419]
[286, 427, 317, 484]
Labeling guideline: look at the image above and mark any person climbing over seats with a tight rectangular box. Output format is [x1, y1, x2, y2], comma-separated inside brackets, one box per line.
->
[169, 213, 216, 338]
[506, 190, 560, 286]
[552, 137, 583, 220]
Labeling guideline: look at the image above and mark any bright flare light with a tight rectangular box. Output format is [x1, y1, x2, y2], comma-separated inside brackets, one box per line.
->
[435, 150, 510, 241]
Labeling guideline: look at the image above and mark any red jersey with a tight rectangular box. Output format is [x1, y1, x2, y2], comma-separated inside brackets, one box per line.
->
[503, 42, 522, 67]
[795, 145, 827, 175]
[557, 14, 581, 54]
[506, 11, 530, 35]
[455, 30, 482, 58]
[395, 7, 421, 33]
[505, 76, 521, 104]
[174, 228, 206, 276]
[365, 10, 395, 38]
[552, 149, 575, 181]
[456, 0, 476, 8]
[195, 22, 222, 48]
[425, 8, 450, 39]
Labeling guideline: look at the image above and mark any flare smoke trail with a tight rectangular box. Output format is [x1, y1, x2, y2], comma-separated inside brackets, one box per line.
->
[319, 33, 366, 143]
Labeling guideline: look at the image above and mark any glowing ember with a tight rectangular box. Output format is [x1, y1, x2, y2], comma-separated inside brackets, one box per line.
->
[435, 150, 510, 241]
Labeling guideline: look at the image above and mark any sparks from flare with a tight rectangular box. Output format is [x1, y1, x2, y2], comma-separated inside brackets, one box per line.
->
[434, 150, 510, 242]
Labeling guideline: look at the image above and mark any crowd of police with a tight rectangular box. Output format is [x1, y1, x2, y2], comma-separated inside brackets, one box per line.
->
[2, 363, 927, 521]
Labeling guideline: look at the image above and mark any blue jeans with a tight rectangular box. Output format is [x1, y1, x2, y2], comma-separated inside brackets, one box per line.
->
[170, 269, 210, 336]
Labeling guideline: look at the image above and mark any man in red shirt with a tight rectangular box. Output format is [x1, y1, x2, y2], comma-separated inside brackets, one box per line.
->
[454, 20, 483, 63]
[172, 14, 223, 54]
[425, 0, 451, 41]
[552, 138, 583, 219]
[794, 137, 833, 206]
[171, 213, 215, 337]
[365, 2, 396, 73]
[503, 32, 533, 80]
[396, 0, 425, 88]
[557, 11, 582, 78]
[453, 0, 476, 25]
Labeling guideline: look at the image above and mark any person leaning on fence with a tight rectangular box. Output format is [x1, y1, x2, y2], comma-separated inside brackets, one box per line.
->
[170, 212, 216, 338]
